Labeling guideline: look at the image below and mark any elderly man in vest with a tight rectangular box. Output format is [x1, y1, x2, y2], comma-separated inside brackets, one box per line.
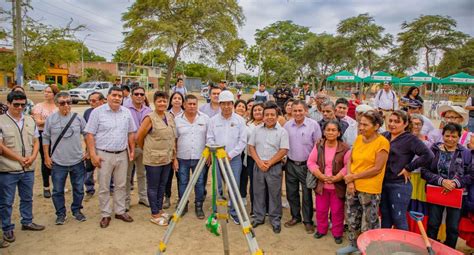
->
[0, 91, 45, 244]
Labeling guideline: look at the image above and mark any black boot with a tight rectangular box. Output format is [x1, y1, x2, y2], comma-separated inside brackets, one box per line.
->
[195, 202, 205, 219]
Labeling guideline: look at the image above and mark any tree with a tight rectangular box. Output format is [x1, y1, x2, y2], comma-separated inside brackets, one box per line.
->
[236, 73, 258, 86]
[182, 62, 224, 81]
[337, 13, 392, 75]
[398, 15, 469, 74]
[0, 6, 85, 80]
[83, 68, 113, 81]
[82, 47, 106, 62]
[436, 38, 474, 77]
[301, 33, 356, 88]
[122, 0, 244, 91]
[245, 20, 312, 85]
[113, 47, 170, 66]
[216, 38, 246, 81]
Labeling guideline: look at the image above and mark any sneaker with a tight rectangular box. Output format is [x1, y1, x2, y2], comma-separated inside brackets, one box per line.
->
[43, 188, 51, 198]
[272, 225, 281, 234]
[163, 196, 171, 209]
[56, 215, 67, 225]
[84, 193, 94, 202]
[336, 245, 359, 255]
[73, 212, 87, 222]
[313, 232, 325, 239]
[231, 215, 240, 225]
[334, 236, 343, 244]
[3, 230, 14, 243]
[0, 239, 9, 248]
[21, 223, 45, 231]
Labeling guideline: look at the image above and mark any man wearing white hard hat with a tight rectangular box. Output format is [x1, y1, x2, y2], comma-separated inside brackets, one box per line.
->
[429, 105, 473, 149]
[206, 90, 247, 225]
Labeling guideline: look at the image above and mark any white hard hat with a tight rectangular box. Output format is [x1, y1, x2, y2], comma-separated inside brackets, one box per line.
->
[437, 105, 469, 127]
[218, 90, 234, 103]
[356, 104, 374, 113]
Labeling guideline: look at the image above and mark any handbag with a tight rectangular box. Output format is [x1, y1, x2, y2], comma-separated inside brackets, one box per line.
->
[306, 171, 317, 189]
[49, 113, 78, 157]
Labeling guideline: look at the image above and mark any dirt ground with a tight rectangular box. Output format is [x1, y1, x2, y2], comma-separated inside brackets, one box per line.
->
[0, 90, 472, 255]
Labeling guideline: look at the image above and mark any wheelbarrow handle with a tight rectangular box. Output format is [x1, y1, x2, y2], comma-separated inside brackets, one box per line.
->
[409, 211, 424, 221]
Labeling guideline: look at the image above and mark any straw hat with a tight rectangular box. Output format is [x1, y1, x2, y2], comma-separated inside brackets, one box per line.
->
[437, 105, 469, 127]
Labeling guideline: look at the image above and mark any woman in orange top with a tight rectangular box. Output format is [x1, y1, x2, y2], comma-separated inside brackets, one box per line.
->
[337, 110, 390, 255]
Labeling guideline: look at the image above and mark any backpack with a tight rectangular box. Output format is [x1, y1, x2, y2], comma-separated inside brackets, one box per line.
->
[377, 89, 396, 110]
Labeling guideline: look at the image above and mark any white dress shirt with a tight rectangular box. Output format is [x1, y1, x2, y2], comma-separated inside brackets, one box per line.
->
[175, 112, 210, 160]
[207, 112, 247, 159]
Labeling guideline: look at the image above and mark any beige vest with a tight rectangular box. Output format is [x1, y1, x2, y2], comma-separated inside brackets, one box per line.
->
[0, 114, 37, 172]
[143, 111, 176, 166]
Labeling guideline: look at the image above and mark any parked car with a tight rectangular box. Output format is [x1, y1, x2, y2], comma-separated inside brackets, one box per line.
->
[69, 81, 113, 104]
[27, 80, 48, 91]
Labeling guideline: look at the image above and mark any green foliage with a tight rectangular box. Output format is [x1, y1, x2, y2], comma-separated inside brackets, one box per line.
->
[301, 33, 356, 86]
[236, 73, 258, 86]
[122, 0, 244, 89]
[337, 13, 392, 75]
[245, 20, 312, 84]
[22, 19, 84, 80]
[183, 62, 224, 82]
[113, 47, 170, 66]
[398, 15, 469, 74]
[83, 68, 114, 81]
[216, 38, 247, 81]
[437, 39, 474, 77]
[82, 47, 106, 62]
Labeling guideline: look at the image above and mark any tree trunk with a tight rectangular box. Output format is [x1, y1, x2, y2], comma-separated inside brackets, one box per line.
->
[425, 47, 430, 75]
[164, 41, 184, 92]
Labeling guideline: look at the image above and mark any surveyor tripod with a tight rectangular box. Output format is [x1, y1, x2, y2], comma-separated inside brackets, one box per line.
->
[157, 144, 263, 255]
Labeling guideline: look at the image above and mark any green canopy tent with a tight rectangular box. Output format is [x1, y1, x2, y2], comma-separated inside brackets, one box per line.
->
[439, 72, 474, 86]
[326, 70, 362, 97]
[399, 71, 441, 86]
[326, 70, 363, 83]
[399, 71, 441, 101]
[363, 71, 400, 84]
[439, 72, 474, 102]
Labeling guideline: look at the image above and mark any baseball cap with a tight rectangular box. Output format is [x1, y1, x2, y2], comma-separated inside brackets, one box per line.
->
[408, 100, 423, 109]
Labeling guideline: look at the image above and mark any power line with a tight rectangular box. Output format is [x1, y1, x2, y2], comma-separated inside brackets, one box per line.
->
[60, 0, 124, 27]
[87, 38, 122, 44]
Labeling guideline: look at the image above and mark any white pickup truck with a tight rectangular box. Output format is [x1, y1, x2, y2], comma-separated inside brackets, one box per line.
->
[69, 81, 113, 104]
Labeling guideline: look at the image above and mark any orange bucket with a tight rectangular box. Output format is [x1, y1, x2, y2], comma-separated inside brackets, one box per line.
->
[358, 229, 463, 255]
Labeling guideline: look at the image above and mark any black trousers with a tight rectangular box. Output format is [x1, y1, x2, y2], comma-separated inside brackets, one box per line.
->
[38, 130, 51, 188]
[164, 168, 179, 198]
[285, 161, 314, 225]
[427, 203, 462, 249]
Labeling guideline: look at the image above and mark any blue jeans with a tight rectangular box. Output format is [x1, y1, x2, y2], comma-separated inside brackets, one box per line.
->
[215, 155, 242, 218]
[51, 161, 86, 217]
[380, 181, 413, 230]
[178, 159, 205, 203]
[0, 171, 34, 231]
[84, 159, 95, 194]
[145, 164, 171, 215]
[468, 117, 474, 133]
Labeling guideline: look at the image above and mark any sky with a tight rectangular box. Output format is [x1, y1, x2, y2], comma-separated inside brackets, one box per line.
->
[1, 0, 473, 72]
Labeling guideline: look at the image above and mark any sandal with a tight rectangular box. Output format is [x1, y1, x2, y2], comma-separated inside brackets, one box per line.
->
[150, 216, 168, 226]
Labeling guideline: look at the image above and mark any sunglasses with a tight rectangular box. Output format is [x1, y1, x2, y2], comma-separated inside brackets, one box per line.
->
[58, 100, 72, 106]
[133, 93, 145, 97]
[12, 103, 26, 108]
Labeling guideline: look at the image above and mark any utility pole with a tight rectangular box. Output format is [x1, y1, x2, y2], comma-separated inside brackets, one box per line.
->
[81, 34, 91, 78]
[257, 46, 261, 86]
[13, 0, 23, 86]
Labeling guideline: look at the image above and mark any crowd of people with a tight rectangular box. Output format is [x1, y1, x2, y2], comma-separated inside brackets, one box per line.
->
[0, 81, 473, 254]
